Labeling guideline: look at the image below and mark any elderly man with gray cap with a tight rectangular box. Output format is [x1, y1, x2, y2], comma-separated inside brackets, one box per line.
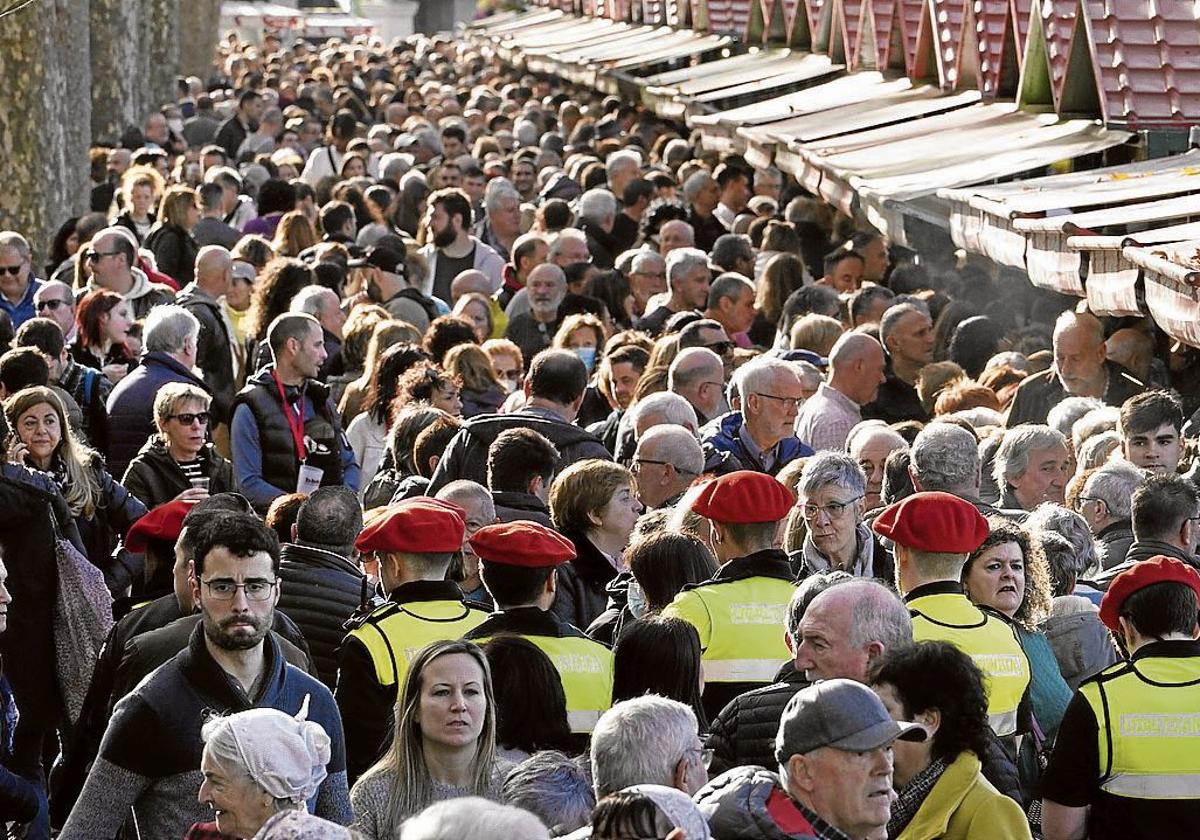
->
[697, 678, 927, 840]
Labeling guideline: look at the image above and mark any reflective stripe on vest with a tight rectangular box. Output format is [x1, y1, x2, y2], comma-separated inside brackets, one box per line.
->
[704, 659, 788, 682]
[474, 633, 614, 734]
[909, 592, 1030, 737]
[1082, 655, 1200, 800]
[665, 576, 794, 684]
[347, 601, 488, 687]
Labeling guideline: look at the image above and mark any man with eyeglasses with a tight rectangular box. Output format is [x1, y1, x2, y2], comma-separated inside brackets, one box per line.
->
[664, 470, 800, 720]
[1091, 474, 1200, 591]
[701, 358, 813, 477]
[32, 280, 77, 342]
[79, 227, 176, 319]
[679, 318, 736, 381]
[796, 333, 888, 453]
[60, 512, 352, 838]
[0, 231, 44, 329]
[1075, 460, 1144, 572]
[631, 425, 704, 510]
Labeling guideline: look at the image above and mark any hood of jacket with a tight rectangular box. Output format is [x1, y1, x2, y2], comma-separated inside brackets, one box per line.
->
[695, 766, 820, 840]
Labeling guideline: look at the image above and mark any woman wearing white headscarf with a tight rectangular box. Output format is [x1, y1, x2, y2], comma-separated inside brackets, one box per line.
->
[190, 698, 352, 840]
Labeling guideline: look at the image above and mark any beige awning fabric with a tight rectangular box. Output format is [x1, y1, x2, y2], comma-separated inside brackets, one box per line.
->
[1126, 240, 1200, 348]
[646, 52, 838, 119]
[1067, 223, 1200, 317]
[773, 104, 1132, 242]
[940, 150, 1200, 266]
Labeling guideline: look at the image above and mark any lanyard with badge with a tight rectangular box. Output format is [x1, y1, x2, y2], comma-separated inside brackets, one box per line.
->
[273, 371, 323, 493]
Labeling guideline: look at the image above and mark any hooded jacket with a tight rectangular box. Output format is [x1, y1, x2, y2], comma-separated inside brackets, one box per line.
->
[428, 406, 611, 493]
[417, 236, 505, 300]
[176, 282, 236, 424]
[82, 266, 176, 320]
[695, 767, 825, 840]
[701, 411, 813, 477]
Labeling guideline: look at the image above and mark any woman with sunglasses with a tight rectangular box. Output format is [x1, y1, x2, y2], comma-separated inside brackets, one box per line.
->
[4, 386, 145, 569]
[121, 382, 235, 509]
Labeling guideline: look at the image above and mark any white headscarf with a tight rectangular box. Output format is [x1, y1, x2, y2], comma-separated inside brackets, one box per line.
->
[201, 695, 331, 804]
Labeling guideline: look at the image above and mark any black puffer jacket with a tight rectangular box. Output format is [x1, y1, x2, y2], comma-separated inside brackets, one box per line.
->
[706, 663, 807, 778]
[71, 461, 148, 579]
[586, 572, 633, 646]
[695, 766, 823, 840]
[277, 542, 366, 690]
[552, 530, 618, 631]
[121, 438, 236, 509]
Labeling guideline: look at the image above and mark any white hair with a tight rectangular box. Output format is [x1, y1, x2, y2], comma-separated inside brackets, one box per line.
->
[591, 696, 697, 797]
[547, 228, 587, 261]
[630, 391, 698, 433]
[993, 425, 1068, 489]
[485, 182, 521, 214]
[681, 171, 713, 205]
[631, 250, 665, 274]
[607, 149, 642, 177]
[288, 285, 336, 318]
[638, 424, 704, 475]
[400, 797, 548, 840]
[144, 304, 199, 354]
[740, 357, 801, 402]
[665, 247, 709, 288]
[578, 188, 617, 224]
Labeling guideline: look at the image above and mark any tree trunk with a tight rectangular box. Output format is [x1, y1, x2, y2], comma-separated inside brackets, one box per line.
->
[178, 0, 221, 80]
[90, 0, 146, 144]
[0, 0, 91, 264]
[142, 0, 180, 109]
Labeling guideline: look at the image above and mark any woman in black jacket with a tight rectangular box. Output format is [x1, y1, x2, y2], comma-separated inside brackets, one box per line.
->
[4, 386, 145, 576]
[549, 459, 642, 630]
[144, 185, 200, 286]
[121, 382, 235, 509]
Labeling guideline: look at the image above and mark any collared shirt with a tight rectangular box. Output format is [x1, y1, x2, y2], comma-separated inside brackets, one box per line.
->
[794, 382, 861, 452]
[738, 422, 778, 473]
[0, 276, 43, 329]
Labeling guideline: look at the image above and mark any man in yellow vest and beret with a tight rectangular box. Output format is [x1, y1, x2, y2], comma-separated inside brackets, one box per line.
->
[464, 520, 614, 736]
[335, 497, 487, 781]
[663, 470, 799, 720]
[873, 490, 1030, 740]
[1042, 556, 1200, 840]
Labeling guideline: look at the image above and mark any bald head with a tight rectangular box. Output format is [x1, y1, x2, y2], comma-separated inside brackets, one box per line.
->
[451, 269, 492, 302]
[1106, 327, 1154, 381]
[194, 246, 233, 295]
[1053, 311, 1108, 396]
[795, 578, 913, 682]
[828, 332, 887, 406]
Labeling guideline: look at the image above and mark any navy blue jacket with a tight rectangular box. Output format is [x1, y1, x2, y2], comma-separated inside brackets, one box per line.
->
[700, 412, 814, 477]
[105, 352, 211, 478]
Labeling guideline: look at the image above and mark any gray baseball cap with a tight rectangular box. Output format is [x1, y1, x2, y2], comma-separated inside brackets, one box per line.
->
[775, 679, 927, 762]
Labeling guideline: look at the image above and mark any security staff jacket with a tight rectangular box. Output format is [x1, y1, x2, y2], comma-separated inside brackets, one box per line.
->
[464, 605, 613, 734]
[905, 581, 1031, 737]
[335, 580, 487, 781]
[1041, 639, 1200, 840]
[663, 549, 796, 721]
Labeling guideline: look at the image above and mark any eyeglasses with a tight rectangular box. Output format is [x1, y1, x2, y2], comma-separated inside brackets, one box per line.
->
[85, 250, 121, 262]
[687, 746, 715, 769]
[169, 411, 210, 426]
[37, 299, 68, 311]
[755, 393, 804, 411]
[631, 458, 697, 477]
[1073, 495, 1105, 512]
[0, 265, 24, 276]
[201, 579, 277, 601]
[705, 341, 735, 356]
[801, 496, 863, 520]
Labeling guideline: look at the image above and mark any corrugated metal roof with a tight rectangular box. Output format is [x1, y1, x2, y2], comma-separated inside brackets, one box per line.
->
[973, 0, 1014, 96]
[1011, 0, 1032, 69]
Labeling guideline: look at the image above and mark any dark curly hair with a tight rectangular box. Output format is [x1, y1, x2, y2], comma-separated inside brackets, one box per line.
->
[872, 640, 991, 765]
[392, 362, 461, 415]
[964, 517, 1052, 630]
[640, 198, 688, 243]
[363, 342, 429, 425]
[422, 315, 478, 365]
[247, 257, 315, 342]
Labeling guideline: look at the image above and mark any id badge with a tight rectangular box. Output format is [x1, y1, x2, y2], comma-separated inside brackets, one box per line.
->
[297, 463, 324, 494]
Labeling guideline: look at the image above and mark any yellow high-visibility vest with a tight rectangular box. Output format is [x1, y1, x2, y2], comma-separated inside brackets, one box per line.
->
[345, 599, 487, 689]
[908, 586, 1030, 736]
[1081, 651, 1200, 799]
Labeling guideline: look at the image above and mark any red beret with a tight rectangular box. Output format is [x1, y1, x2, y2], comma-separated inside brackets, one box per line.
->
[355, 498, 466, 554]
[872, 491, 989, 553]
[469, 521, 576, 568]
[1100, 556, 1200, 631]
[692, 471, 796, 524]
[126, 500, 192, 553]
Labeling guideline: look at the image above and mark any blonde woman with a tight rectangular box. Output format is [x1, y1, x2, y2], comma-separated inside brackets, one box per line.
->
[4, 386, 145, 568]
[271, 209, 319, 258]
[145, 185, 201, 285]
[121, 383, 235, 509]
[113, 165, 165, 243]
[350, 640, 507, 839]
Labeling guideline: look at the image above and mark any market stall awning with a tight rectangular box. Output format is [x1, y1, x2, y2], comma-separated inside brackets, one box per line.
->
[938, 150, 1200, 266]
[663, 53, 840, 119]
[596, 32, 733, 93]
[774, 103, 1133, 243]
[735, 87, 979, 168]
[1124, 240, 1200, 348]
[1068, 221, 1200, 317]
[1008, 194, 1200, 296]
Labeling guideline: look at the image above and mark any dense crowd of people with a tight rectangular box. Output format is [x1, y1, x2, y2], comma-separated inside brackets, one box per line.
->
[1, 17, 1199, 840]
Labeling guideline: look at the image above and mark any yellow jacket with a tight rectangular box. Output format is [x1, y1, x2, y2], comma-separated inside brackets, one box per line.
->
[897, 752, 1032, 840]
